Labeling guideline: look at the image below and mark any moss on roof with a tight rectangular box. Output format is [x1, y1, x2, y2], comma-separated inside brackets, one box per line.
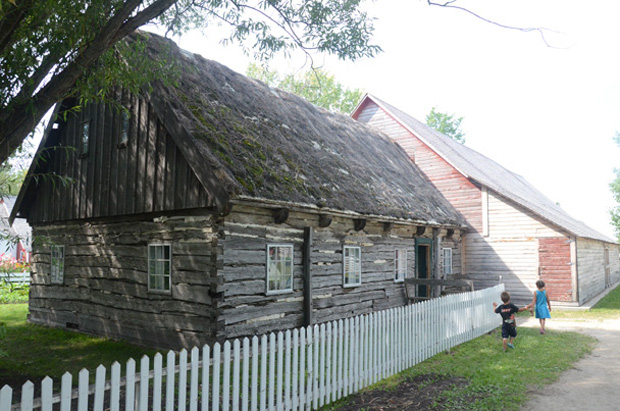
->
[138, 32, 465, 227]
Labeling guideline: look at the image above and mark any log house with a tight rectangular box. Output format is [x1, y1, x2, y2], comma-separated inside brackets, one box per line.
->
[11, 34, 467, 349]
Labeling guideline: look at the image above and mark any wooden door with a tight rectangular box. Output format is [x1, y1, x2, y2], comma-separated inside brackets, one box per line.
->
[416, 238, 432, 298]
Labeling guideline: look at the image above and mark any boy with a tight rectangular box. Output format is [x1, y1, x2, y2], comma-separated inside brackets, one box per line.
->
[493, 291, 530, 352]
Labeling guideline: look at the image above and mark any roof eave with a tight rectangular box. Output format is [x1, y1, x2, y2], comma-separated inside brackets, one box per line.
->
[230, 195, 468, 231]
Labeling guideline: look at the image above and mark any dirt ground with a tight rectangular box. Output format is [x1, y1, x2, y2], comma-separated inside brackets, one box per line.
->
[330, 373, 470, 410]
[332, 316, 620, 411]
[519, 317, 620, 411]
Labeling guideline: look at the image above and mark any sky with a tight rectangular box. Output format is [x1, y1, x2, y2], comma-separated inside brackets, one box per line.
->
[146, 0, 620, 240]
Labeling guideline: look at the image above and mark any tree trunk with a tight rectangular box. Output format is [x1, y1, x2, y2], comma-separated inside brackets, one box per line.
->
[0, 0, 178, 165]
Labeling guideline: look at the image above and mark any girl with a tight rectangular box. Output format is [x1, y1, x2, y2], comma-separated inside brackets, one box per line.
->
[530, 280, 552, 334]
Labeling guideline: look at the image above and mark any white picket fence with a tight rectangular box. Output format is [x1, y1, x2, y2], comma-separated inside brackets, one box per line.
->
[0, 272, 30, 285]
[0, 284, 504, 411]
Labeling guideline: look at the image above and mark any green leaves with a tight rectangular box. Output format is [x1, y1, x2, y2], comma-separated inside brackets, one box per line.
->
[246, 62, 364, 113]
[1, 0, 380, 165]
[425, 107, 466, 144]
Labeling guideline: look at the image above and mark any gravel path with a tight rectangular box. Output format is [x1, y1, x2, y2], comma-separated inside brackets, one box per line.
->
[519, 317, 620, 411]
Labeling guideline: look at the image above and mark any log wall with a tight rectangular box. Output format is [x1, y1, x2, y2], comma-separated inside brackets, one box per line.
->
[217, 205, 462, 341]
[29, 215, 218, 350]
[29, 205, 463, 349]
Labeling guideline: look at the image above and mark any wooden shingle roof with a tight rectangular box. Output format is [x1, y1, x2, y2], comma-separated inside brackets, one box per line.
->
[137, 33, 465, 227]
[361, 94, 615, 243]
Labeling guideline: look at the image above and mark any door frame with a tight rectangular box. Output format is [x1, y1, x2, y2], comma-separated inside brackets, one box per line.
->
[415, 237, 433, 298]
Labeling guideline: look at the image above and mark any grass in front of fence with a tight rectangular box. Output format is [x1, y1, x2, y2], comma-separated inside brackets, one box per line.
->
[326, 286, 620, 410]
[0, 281, 29, 303]
[0, 303, 157, 389]
[326, 327, 595, 411]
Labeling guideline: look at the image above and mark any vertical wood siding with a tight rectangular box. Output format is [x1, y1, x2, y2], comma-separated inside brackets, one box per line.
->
[29, 216, 218, 349]
[28, 95, 210, 224]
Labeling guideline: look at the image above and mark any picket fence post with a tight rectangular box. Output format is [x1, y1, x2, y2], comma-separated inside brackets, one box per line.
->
[3, 285, 504, 411]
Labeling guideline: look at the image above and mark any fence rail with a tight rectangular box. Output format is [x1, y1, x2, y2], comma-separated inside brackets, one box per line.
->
[0, 272, 29, 285]
[0, 284, 504, 411]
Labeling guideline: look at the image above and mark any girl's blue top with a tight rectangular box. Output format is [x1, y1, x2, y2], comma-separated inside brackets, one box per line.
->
[535, 290, 551, 319]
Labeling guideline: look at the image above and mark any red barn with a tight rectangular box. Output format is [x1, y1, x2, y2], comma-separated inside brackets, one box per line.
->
[353, 94, 620, 306]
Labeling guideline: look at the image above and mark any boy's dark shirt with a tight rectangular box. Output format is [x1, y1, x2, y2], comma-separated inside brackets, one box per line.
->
[495, 303, 519, 325]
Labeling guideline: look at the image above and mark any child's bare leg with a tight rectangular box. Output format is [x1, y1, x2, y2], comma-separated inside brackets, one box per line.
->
[503, 338, 508, 351]
[540, 318, 546, 333]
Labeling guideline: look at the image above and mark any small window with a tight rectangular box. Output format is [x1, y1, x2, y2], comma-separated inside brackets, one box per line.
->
[51, 245, 65, 284]
[120, 109, 130, 146]
[148, 244, 171, 293]
[443, 248, 453, 275]
[394, 249, 407, 282]
[343, 246, 361, 287]
[81, 120, 90, 155]
[266, 244, 293, 294]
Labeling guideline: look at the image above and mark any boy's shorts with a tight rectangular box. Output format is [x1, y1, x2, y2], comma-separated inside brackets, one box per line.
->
[501, 323, 517, 339]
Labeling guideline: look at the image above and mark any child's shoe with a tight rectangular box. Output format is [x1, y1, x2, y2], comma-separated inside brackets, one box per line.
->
[507, 343, 515, 349]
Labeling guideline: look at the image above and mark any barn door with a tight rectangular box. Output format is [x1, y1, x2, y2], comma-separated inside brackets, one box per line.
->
[415, 238, 432, 298]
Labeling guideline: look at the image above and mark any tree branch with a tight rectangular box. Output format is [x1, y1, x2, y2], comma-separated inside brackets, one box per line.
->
[427, 0, 561, 47]
[0, 0, 36, 55]
[0, 0, 180, 164]
[113, 0, 179, 41]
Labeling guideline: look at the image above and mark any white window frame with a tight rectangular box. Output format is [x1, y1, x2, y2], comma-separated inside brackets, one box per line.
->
[394, 249, 407, 282]
[148, 243, 172, 293]
[51, 245, 65, 284]
[266, 244, 294, 295]
[343, 245, 362, 287]
[443, 248, 453, 275]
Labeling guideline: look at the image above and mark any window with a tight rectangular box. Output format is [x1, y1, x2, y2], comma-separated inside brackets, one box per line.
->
[51, 245, 65, 284]
[394, 249, 407, 282]
[266, 244, 293, 294]
[148, 244, 171, 292]
[343, 246, 361, 287]
[443, 248, 453, 275]
[81, 120, 90, 155]
[120, 109, 130, 145]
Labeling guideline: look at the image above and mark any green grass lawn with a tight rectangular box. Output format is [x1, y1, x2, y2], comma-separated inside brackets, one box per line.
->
[326, 284, 620, 410]
[551, 285, 620, 320]
[0, 303, 157, 388]
[2, 283, 620, 408]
